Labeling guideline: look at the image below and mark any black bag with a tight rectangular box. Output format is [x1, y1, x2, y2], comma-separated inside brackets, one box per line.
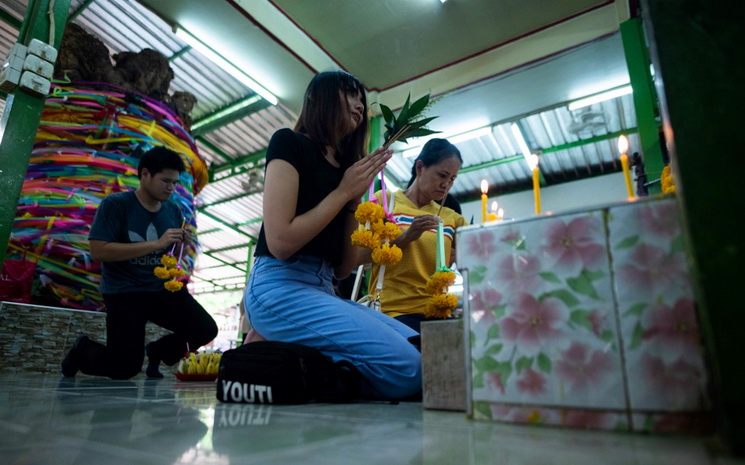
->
[216, 341, 362, 404]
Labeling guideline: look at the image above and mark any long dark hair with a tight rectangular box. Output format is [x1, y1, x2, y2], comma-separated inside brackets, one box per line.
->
[294, 70, 369, 168]
[407, 138, 462, 187]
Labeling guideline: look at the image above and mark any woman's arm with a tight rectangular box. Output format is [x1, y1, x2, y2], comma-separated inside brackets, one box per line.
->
[264, 148, 392, 261]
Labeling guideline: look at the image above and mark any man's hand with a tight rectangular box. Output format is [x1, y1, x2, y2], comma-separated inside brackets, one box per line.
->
[158, 228, 185, 249]
[183, 228, 195, 245]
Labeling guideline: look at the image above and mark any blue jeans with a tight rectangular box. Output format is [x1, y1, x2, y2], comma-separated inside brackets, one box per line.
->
[245, 255, 421, 400]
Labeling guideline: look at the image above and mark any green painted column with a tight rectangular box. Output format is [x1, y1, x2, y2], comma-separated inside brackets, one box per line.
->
[0, 0, 72, 264]
[641, 0, 745, 456]
[620, 18, 663, 194]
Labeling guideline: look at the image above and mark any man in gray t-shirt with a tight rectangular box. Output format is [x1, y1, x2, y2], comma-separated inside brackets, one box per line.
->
[61, 147, 217, 380]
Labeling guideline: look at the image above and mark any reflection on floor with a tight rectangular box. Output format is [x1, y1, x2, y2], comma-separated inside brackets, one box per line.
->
[0, 373, 742, 465]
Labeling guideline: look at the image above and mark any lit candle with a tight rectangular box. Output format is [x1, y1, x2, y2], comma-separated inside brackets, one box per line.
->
[488, 201, 498, 221]
[497, 208, 504, 219]
[530, 154, 541, 215]
[618, 135, 635, 199]
[480, 179, 488, 223]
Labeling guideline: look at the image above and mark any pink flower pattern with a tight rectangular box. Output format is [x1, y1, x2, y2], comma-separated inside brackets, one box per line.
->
[465, 230, 497, 259]
[500, 293, 568, 355]
[469, 288, 503, 325]
[516, 368, 547, 396]
[494, 253, 542, 295]
[540, 216, 605, 275]
[464, 198, 708, 433]
[640, 354, 704, 409]
[637, 201, 681, 241]
[563, 410, 614, 429]
[555, 342, 614, 393]
[616, 243, 690, 301]
[485, 372, 506, 395]
[642, 298, 701, 363]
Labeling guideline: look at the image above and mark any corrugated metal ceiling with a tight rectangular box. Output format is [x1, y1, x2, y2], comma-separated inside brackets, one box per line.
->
[0, 0, 640, 294]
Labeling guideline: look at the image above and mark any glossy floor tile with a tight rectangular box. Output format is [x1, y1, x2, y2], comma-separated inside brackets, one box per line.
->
[0, 373, 741, 465]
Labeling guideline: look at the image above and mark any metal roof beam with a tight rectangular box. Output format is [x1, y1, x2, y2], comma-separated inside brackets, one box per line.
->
[0, 6, 22, 29]
[199, 210, 258, 241]
[68, 0, 94, 21]
[208, 149, 267, 182]
[200, 250, 246, 274]
[195, 136, 231, 164]
[191, 95, 272, 137]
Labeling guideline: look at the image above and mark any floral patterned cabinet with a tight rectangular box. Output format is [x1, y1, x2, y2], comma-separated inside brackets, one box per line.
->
[457, 196, 712, 433]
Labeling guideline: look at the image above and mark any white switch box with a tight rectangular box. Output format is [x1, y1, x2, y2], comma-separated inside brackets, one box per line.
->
[19, 70, 50, 96]
[0, 65, 22, 92]
[28, 39, 57, 64]
[23, 54, 54, 79]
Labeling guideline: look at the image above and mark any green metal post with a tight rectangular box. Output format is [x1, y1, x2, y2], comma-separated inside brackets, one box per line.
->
[641, 0, 745, 456]
[0, 0, 72, 265]
[620, 18, 663, 193]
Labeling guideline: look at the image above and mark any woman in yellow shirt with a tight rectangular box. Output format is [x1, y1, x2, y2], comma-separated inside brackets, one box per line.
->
[366, 139, 467, 332]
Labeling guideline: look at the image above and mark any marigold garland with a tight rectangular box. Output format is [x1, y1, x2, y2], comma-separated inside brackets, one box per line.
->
[425, 293, 458, 318]
[425, 270, 456, 295]
[351, 229, 380, 249]
[154, 266, 171, 279]
[155, 252, 186, 292]
[423, 269, 458, 318]
[164, 279, 184, 292]
[352, 201, 402, 267]
[371, 243, 403, 266]
[354, 202, 386, 224]
[160, 254, 177, 268]
[661, 164, 676, 194]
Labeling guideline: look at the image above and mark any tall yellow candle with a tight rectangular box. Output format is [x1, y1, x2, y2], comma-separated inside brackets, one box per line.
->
[480, 179, 488, 223]
[618, 135, 635, 199]
[529, 154, 541, 215]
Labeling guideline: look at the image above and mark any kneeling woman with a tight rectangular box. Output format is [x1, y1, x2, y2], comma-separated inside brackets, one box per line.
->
[243, 70, 422, 401]
[364, 139, 467, 333]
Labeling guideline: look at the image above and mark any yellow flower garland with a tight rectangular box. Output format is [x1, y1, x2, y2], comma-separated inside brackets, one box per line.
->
[351, 202, 402, 267]
[424, 270, 458, 318]
[155, 253, 186, 292]
[661, 164, 676, 194]
[371, 243, 403, 266]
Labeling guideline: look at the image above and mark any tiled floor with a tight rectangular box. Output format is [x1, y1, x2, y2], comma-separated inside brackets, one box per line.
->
[0, 373, 741, 465]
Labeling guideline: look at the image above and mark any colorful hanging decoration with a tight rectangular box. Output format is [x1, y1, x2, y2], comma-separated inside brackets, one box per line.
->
[5, 83, 208, 310]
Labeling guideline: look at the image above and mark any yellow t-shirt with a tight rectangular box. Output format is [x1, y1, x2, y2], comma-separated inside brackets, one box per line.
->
[367, 190, 467, 318]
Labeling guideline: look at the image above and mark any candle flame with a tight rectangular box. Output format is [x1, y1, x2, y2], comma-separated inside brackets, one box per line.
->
[618, 135, 629, 155]
[480, 179, 488, 195]
[498, 208, 504, 217]
[491, 201, 498, 212]
[528, 154, 539, 170]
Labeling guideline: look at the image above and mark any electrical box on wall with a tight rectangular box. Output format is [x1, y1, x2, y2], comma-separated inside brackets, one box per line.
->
[0, 43, 28, 92]
[28, 38, 58, 64]
[19, 70, 51, 97]
[0, 40, 58, 97]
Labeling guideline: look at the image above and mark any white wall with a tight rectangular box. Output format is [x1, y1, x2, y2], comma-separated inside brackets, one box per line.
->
[460, 172, 628, 223]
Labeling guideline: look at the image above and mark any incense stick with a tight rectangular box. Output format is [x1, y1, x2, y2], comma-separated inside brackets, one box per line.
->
[436, 184, 451, 217]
